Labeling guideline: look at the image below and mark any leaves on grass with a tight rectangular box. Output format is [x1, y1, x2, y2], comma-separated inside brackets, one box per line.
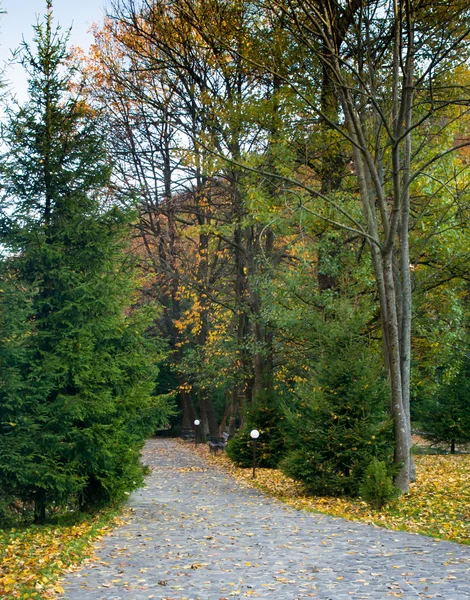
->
[3, 442, 468, 599]
[186, 441, 470, 545]
[0, 510, 124, 598]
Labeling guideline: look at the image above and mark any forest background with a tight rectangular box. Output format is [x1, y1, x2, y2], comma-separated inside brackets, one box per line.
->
[1, 0, 470, 525]
[84, 0, 470, 494]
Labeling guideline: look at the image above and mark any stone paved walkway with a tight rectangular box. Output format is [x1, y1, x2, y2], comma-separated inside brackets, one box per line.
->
[62, 438, 470, 599]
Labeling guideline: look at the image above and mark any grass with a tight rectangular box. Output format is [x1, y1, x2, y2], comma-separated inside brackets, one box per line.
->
[185, 440, 470, 546]
[0, 507, 125, 598]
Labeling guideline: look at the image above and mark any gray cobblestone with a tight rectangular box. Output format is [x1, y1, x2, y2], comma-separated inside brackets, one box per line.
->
[62, 438, 470, 599]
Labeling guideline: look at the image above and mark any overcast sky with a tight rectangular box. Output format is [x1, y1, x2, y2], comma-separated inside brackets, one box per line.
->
[1, 0, 108, 101]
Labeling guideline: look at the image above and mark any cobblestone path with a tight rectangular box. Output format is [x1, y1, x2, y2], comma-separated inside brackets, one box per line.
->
[62, 438, 470, 600]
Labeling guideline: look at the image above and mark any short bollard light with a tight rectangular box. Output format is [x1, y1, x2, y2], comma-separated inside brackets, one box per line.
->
[194, 419, 200, 447]
[250, 429, 260, 479]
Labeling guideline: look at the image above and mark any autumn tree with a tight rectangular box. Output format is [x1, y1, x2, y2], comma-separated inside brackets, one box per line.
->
[90, 0, 291, 437]
[89, 0, 470, 493]
[186, 0, 470, 491]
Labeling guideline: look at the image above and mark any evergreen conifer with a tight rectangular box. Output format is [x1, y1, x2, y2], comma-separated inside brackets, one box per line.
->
[0, 2, 172, 522]
[280, 313, 393, 497]
[226, 394, 287, 468]
[417, 355, 470, 453]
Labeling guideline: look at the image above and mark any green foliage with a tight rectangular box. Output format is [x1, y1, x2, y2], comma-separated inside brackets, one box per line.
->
[280, 309, 393, 497]
[359, 458, 399, 509]
[227, 395, 287, 468]
[0, 9, 173, 522]
[415, 354, 470, 452]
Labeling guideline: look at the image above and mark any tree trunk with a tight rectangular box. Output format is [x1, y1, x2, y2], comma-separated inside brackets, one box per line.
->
[199, 391, 218, 438]
[218, 397, 232, 436]
[198, 393, 209, 440]
[34, 489, 46, 524]
[383, 250, 410, 492]
[181, 389, 196, 431]
[228, 385, 240, 437]
[232, 173, 252, 415]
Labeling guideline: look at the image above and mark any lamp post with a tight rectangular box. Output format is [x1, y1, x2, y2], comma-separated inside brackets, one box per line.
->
[194, 419, 200, 447]
[250, 429, 260, 478]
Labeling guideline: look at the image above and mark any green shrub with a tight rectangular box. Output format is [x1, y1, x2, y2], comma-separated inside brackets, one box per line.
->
[415, 355, 470, 453]
[226, 434, 254, 467]
[279, 312, 393, 497]
[359, 458, 399, 509]
[226, 399, 287, 468]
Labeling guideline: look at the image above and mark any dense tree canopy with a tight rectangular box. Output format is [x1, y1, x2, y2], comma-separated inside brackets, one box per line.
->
[1, 0, 469, 515]
[83, 0, 470, 494]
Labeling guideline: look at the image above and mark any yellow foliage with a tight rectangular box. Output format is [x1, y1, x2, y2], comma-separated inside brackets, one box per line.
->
[186, 442, 470, 546]
[0, 509, 124, 598]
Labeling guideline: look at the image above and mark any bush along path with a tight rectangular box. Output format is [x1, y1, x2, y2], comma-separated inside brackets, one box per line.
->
[204, 442, 470, 545]
[61, 438, 470, 599]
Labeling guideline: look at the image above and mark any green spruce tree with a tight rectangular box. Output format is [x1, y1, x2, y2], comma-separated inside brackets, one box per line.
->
[280, 309, 393, 497]
[0, 263, 35, 520]
[0, 1, 172, 522]
[226, 393, 287, 468]
[417, 355, 470, 453]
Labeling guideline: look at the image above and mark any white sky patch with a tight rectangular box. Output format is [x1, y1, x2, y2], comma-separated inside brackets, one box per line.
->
[1, 0, 108, 102]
